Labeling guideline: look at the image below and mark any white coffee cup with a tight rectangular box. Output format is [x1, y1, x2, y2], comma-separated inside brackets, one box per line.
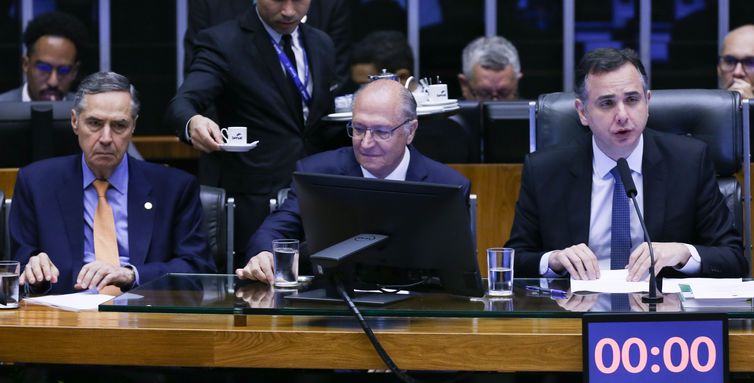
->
[427, 84, 448, 103]
[412, 89, 429, 105]
[221, 126, 247, 145]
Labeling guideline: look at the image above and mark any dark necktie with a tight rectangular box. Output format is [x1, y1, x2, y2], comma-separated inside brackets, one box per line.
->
[281, 34, 303, 119]
[609, 166, 632, 311]
[610, 166, 632, 270]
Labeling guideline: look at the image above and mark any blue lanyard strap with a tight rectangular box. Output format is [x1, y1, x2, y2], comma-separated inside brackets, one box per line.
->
[271, 36, 311, 106]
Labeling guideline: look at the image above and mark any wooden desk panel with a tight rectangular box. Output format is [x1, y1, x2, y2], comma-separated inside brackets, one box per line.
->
[2, 306, 754, 372]
[449, 164, 522, 271]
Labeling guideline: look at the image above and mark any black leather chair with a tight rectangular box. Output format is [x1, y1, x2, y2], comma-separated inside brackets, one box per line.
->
[199, 185, 235, 274]
[533, 89, 750, 260]
[482, 100, 534, 163]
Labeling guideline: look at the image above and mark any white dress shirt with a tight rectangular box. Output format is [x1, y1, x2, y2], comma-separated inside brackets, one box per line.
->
[361, 147, 411, 181]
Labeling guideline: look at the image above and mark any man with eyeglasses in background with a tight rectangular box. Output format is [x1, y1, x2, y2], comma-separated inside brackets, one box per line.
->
[236, 79, 470, 283]
[0, 12, 86, 102]
[458, 35, 523, 101]
[718, 25, 754, 99]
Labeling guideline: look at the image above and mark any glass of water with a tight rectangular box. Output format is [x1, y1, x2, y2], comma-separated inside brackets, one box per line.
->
[0, 261, 20, 309]
[487, 248, 514, 297]
[272, 239, 299, 288]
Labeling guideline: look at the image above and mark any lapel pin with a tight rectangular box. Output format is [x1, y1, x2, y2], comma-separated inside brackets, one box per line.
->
[144, 202, 153, 210]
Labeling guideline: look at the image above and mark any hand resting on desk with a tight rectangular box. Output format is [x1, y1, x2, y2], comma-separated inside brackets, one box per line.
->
[235, 251, 275, 285]
[549, 242, 691, 281]
[549, 243, 601, 280]
[21, 254, 134, 292]
[20, 253, 59, 286]
[626, 242, 691, 282]
[74, 260, 135, 291]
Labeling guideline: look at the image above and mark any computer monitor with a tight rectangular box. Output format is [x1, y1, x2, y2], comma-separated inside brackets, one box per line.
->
[482, 100, 532, 163]
[0, 101, 78, 167]
[290, 172, 485, 304]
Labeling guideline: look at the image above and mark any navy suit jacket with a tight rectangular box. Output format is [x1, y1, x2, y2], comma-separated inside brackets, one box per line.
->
[245, 146, 471, 263]
[506, 129, 746, 278]
[10, 155, 216, 294]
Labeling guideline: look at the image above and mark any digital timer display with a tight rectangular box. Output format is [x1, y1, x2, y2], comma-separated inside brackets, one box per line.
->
[583, 313, 728, 383]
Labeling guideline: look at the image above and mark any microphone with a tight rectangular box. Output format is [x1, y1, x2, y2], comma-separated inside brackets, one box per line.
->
[616, 158, 663, 304]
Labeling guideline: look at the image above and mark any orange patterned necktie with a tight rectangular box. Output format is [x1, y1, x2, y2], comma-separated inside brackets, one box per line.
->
[92, 180, 122, 296]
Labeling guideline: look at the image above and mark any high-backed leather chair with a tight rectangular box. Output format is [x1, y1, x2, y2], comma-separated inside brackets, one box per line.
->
[199, 185, 235, 274]
[533, 89, 750, 261]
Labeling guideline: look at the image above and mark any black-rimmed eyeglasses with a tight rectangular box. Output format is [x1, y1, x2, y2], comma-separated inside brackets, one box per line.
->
[346, 119, 412, 140]
[718, 55, 754, 73]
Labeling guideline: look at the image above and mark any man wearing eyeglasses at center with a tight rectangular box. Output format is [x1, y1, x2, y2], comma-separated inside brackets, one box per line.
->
[718, 24, 754, 99]
[236, 79, 471, 283]
[0, 12, 86, 102]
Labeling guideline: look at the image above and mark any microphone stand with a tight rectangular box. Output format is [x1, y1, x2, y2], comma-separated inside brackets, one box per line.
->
[628, 196, 663, 304]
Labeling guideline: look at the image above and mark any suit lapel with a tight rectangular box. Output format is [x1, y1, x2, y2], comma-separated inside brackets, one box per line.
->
[57, 156, 84, 284]
[127, 159, 154, 266]
[567, 141, 593, 245]
[341, 148, 363, 176]
[300, 25, 324, 129]
[405, 146, 429, 182]
[641, 132, 666, 240]
[242, 11, 303, 127]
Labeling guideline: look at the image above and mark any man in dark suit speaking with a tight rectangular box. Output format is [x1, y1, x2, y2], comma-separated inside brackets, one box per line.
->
[10, 72, 215, 295]
[165, 0, 337, 260]
[235, 79, 471, 283]
[506, 48, 746, 281]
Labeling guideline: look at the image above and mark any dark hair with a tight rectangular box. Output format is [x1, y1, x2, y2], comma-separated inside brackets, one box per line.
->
[352, 30, 414, 73]
[574, 48, 648, 100]
[24, 11, 88, 60]
[73, 72, 140, 119]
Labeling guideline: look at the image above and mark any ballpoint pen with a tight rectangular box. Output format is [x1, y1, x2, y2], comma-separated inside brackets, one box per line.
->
[526, 285, 568, 296]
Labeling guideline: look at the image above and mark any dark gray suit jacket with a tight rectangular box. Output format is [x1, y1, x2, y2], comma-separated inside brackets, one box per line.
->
[505, 129, 746, 278]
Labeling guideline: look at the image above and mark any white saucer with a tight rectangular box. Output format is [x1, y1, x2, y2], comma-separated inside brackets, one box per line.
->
[324, 111, 352, 121]
[421, 98, 458, 107]
[417, 105, 445, 115]
[220, 140, 259, 152]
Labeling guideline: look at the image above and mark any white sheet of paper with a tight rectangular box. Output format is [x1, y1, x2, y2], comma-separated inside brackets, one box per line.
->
[690, 281, 754, 300]
[570, 269, 648, 293]
[24, 291, 115, 312]
[662, 278, 742, 293]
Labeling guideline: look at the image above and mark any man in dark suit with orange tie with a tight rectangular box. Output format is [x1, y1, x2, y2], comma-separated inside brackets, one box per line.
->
[165, 0, 337, 263]
[11, 72, 215, 295]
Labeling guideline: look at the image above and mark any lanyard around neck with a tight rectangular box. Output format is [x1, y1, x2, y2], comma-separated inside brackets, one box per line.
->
[270, 35, 311, 106]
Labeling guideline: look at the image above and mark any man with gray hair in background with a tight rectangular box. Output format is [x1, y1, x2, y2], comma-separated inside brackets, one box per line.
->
[458, 35, 523, 101]
[10, 71, 215, 295]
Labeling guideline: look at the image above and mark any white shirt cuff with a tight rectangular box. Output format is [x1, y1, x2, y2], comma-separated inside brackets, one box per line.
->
[539, 251, 567, 277]
[674, 244, 701, 275]
[184, 117, 195, 143]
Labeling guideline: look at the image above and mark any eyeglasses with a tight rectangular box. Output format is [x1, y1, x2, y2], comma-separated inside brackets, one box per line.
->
[718, 55, 754, 73]
[346, 119, 412, 140]
[32, 62, 75, 78]
[469, 87, 514, 101]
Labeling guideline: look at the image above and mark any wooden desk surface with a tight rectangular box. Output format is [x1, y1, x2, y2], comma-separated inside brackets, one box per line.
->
[1, 305, 754, 372]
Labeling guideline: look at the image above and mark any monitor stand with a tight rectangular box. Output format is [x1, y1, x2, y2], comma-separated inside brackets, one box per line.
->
[285, 288, 413, 305]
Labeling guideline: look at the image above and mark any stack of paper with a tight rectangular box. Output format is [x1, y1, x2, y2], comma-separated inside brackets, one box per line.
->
[570, 269, 648, 293]
[25, 291, 115, 312]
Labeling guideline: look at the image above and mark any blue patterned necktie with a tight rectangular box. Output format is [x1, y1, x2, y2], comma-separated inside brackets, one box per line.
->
[610, 166, 632, 270]
[610, 166, 632, 311]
